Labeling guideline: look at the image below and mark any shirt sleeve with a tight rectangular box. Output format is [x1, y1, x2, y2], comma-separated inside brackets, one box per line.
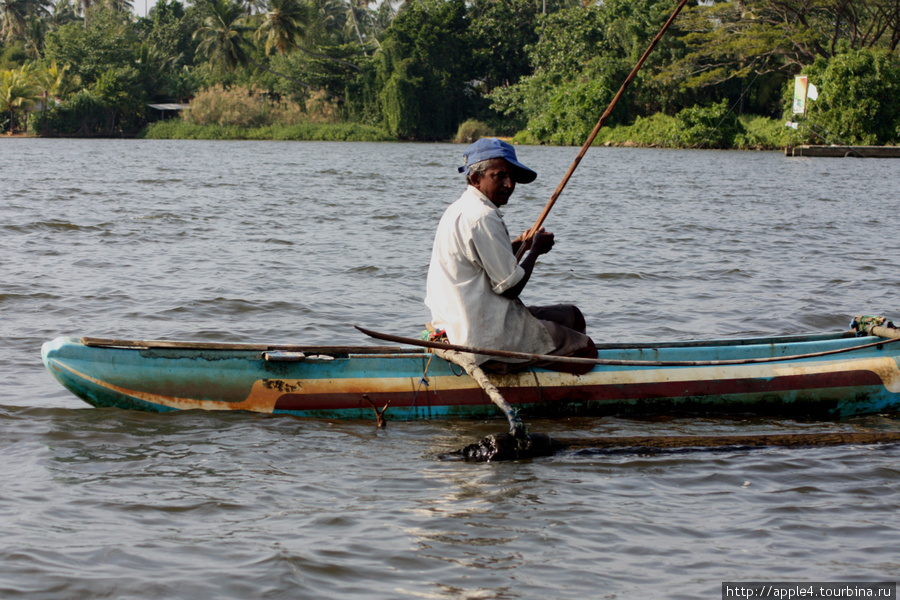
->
[469, 212, 526, 294]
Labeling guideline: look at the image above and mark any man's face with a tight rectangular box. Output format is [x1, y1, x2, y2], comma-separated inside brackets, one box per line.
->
[472, 158, 516, 207]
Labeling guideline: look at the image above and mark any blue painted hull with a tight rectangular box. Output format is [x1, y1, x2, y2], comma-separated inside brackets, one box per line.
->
[41, 332, 900, 421]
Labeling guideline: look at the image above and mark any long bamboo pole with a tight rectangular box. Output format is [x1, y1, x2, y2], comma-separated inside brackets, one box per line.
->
[516, 0, 690, 260]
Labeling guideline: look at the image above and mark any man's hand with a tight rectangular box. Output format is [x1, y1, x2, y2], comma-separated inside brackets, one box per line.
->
[502, 228, 555, 300]
[512, 227, 553, 255]
[530, 229, 555, 256]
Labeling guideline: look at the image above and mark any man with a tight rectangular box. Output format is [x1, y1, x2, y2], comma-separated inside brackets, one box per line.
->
[425, 137, 597, 374]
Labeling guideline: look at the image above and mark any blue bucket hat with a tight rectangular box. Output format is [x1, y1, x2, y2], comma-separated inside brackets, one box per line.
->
[457, 138, 537, 184]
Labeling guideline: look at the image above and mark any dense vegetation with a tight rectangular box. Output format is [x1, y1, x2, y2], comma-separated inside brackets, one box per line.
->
[2, 0, 899, 146]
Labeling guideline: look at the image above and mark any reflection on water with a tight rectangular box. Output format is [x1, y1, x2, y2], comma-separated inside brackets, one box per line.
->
[2, 139, 900, 599]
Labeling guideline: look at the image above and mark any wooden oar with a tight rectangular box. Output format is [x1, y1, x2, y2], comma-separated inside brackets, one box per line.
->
[516, 0, 690, 260]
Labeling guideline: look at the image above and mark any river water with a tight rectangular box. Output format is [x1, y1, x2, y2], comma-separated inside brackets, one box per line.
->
[2, 139, 899, 599]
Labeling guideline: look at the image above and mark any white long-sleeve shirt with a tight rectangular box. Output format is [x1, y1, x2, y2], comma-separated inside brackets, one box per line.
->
[425, 186, 554, 364]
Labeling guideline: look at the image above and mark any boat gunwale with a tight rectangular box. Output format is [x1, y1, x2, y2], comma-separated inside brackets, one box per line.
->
[78, 330, 861, 356]
[80, 337, 425, 355]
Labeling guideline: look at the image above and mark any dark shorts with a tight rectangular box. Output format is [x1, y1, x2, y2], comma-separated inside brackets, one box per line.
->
[482, 304, 597, 375]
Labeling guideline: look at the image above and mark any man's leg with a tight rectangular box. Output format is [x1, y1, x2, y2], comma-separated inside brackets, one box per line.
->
[527, 304, 587, 334]
[481, 305, 596, 374]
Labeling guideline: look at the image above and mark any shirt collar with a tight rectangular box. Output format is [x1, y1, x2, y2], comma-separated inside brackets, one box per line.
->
[466, 185, 501, 211]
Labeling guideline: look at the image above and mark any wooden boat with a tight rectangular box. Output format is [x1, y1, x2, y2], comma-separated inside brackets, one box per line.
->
[40, 326, 900, 421]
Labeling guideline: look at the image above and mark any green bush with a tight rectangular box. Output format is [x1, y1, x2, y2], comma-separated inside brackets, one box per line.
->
[592, 112, 679, 148]
[185, 84, 310, 128]
[453, 120, 493, 143]
[513, 111, 789, 150]
[30, 89, 117, 136]
[512, 112, 679, 148]
[29, 66, 146, 136]
[140, 120, 394, 141]
[734, 115, 792, 150]
[378, 59, 423, 139]
[517, 78, 615, 146]
[674, 100, 745, 148]
[789, 49, 900, 146]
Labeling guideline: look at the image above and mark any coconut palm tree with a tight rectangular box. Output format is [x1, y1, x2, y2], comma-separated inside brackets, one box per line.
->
[1, 0, 29, 41]
[49, 0, 80, 28]
[0, 69, 39, 133]
[194, 0, 353, 98]
[255, 0, 309, 56]
[343, 0, 365, 50]
[30, 61, 81, 102]
[1, 0, 50, 42]
[193, 0, 250, 72]
[195, 0, 323, 91]
[22, 15, 46, 58]
[256, 0, 360, 67]
[77, 0, 89, 20]
[134, 41, 181, 99]
[104, 0, 133, 13]
[306, 0, 340, 43]
[357, 0, 382, 49]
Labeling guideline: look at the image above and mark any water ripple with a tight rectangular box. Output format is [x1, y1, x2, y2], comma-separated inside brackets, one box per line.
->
[2, 141, 900, 599]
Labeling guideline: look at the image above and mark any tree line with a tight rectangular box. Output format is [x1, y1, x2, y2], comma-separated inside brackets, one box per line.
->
[1, 0, 899, 145]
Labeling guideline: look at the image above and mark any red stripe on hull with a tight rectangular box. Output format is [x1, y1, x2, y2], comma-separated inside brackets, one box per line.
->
[539, 370, 885, 403]
[272, 370, 885, 412]
[274, 389, 489, 412]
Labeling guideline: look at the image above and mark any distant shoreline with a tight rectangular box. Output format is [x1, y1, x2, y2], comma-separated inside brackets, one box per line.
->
[7, 113, 818, 151]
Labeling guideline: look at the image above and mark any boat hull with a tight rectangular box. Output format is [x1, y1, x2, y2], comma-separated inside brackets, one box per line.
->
[41, 333, 900, 421]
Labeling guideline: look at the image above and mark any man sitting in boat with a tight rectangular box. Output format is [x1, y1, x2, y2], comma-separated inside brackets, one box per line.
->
[425, 137, 597, 374]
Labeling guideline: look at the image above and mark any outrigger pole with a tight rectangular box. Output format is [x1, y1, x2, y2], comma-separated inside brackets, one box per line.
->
[516, 0, 691, 260]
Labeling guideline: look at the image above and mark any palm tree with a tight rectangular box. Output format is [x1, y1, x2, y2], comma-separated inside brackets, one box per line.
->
[1, 0, 28, 41]
[0, 69, 39, 134]
[134, 42, 181, 99]
[194, 0, 351, 97]
[193, 0, 250, 72]
[195, 0, 318, 90]
[255, 0, 308, 56]
[256, 0, 360, 66]
[344, 0, 365, 50]
[104, 0, 134, 13]
[73, 0, 97, 26]
[77, 0, 90, 20]
[240, 0, 265, 16]
[1, 0, 49, 42]
[29, 61, 81, 103]
[307, 0, 342, 43]
[49, 0, 80, 28]
[22, 15, 46, 59]
[357, 0, 382, 49]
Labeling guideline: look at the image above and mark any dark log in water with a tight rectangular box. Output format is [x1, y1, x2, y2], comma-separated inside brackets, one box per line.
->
[457, 433, 564, 462]
[456, 431, 900, 462]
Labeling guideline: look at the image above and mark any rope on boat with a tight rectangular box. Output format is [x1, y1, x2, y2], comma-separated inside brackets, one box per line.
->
[405, 352, 436, 422]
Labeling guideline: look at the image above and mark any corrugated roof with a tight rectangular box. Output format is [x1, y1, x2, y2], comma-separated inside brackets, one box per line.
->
[147, 103, 190, 110]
